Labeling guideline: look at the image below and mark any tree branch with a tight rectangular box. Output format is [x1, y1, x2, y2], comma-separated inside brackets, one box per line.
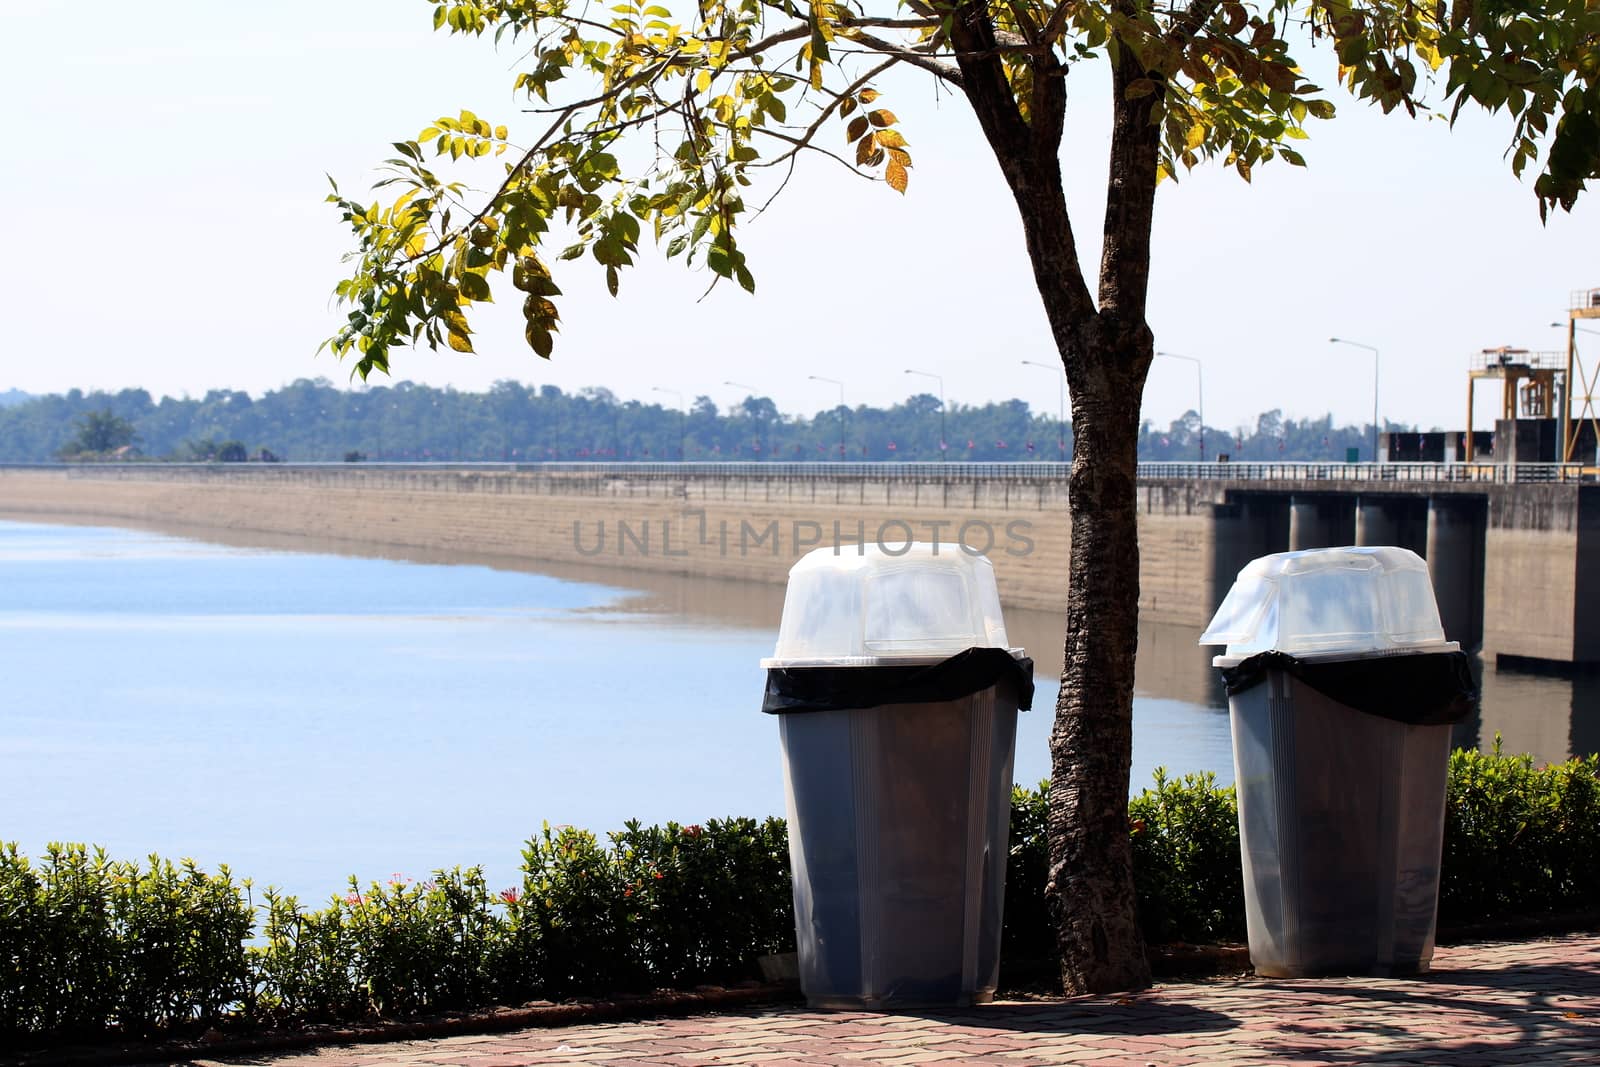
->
[846, 31, 965, 86]
[948, 1, 1029, 156]
[1169, 0, 1223, 46]
[751, 57, 899, 170]
[1097, 15, 1165, 326]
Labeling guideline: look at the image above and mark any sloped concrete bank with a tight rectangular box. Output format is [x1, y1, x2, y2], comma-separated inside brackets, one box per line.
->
[0, 465, 1215, 624]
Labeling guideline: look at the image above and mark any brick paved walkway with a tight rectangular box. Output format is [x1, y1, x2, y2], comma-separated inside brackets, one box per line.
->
[220, 936, 1599, 1066]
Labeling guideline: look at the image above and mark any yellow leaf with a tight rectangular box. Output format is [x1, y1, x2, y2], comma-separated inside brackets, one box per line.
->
[859, 88, 880, 103]
[447, 330, 474, 353]
[1184, 122, 1204, 150]
[885, 159, 908, 193]
[868, 109, 897, 127]
[855, 133, 877, 166]
[886, 147, 911, 167]
[873, 128, 907, 148]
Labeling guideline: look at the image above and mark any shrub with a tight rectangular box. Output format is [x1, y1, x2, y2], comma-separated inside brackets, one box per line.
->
[607, 818, 792, 988]
[4, 749, 1598, 1041]
[1127, 770, 1245, 944]
[1002, 784, 1052, 964]
[1005, 770, 1244, 959]
[0, 844, 251, 1039]
[1440, 743, 1600, 924]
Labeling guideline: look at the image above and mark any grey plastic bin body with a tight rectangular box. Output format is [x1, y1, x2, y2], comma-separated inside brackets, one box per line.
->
[779, 687, 1018, 1008]
[1230, 659, 1452, 978]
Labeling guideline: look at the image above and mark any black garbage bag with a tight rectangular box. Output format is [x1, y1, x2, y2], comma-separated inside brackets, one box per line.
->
[1219, 649, 1476, 726]
[762, 646, 1035, 715]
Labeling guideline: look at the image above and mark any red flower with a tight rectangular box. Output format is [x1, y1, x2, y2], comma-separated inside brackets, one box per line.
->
[683, 825, 704, 839]
[500, 888, 521, 905]
[652, 870, 664, 880]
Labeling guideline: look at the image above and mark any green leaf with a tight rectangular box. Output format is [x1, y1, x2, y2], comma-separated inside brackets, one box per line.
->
[525, 324, 554, 358]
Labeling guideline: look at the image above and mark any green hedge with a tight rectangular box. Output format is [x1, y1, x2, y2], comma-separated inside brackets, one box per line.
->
[1001, 746, 1600, 961]
[1441, 744, 1600, 922]
[4, 750, 1597, 1041]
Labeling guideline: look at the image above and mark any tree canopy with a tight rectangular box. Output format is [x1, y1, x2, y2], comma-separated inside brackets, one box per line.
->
[59, 409, 138, 459]
[0, 381, 1411, 463]
[324, 0, 1598, 376]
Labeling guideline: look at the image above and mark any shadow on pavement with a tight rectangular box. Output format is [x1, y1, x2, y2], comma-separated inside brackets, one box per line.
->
[902, 997, 1236, 1037]
[1245, 963, 1598, 1064]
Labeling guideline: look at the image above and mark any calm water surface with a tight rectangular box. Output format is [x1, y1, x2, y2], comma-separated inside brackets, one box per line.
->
[1, 520, 1592, 902]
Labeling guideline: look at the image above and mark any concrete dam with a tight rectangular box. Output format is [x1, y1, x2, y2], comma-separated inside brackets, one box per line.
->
[1, 461, 1593, 667]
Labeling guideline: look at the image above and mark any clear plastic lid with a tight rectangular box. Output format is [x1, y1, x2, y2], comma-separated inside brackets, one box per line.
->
[762, 543, 1016, 668]
[1200, 546, 1458, 661]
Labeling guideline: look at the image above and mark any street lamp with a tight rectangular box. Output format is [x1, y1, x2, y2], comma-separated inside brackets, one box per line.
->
[808, 375, 846, 461]
[724, 380, 767, 459]
[903, 368, 946, 455]
[651, 386, 686, 461]
[1155, 351, 1206, 462]
[1329, 337, 1381, 462]
[1021, 359, 1066, 459]
[1550, 322, 1600, 337]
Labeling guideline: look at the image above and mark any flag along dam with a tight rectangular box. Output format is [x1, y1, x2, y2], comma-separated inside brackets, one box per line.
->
[2, 461, 1594, 667]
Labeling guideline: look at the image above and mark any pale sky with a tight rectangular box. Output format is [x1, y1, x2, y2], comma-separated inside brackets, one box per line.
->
[1, 1, 1594, 433]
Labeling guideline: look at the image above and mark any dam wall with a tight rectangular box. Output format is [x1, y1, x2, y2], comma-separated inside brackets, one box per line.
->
[3, 463, 1595, 665]
[0, 464, 1210, 620]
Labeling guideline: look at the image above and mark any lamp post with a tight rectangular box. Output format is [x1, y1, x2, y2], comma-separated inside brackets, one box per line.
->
[1330, 337, 1381, 462]
[903, 368, 946, 455]
[808, 375, 846, 461]
[651, 386, 686, 461]
[725, 380, 766, 458]
[1021, 359, 1066, 459]
[1154, 351, 1206, 462]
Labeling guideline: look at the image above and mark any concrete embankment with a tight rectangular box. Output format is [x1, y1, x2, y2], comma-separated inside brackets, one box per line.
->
[0, 464, 1216, 625]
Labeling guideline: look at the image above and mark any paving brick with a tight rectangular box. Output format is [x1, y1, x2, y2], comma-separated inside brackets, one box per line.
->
[225, 936, 1600, 1067]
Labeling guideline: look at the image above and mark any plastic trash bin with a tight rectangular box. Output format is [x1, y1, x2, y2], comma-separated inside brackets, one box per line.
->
[1200, 546, 1476, 978]
[762, 543, 1034, 1008]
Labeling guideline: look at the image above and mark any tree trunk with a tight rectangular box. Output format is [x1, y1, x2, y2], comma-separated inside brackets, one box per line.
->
[949, 0, 1162, 994]
[1047, 339, 1153, 994]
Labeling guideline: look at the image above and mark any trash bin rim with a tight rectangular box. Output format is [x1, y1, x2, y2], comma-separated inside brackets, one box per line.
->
[761, 646, 1030, 670]
[1212, 642, 1459, 670]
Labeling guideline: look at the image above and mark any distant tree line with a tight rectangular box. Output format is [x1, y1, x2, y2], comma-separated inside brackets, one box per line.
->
[0, 380, 1413, 464]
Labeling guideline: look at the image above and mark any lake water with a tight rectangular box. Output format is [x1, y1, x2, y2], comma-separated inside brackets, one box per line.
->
[1, 519, 1593, 904]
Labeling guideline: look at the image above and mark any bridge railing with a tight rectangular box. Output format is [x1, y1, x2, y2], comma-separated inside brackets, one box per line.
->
[1135, 462, 1591, 483]
[4, 460, 1595, 482]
